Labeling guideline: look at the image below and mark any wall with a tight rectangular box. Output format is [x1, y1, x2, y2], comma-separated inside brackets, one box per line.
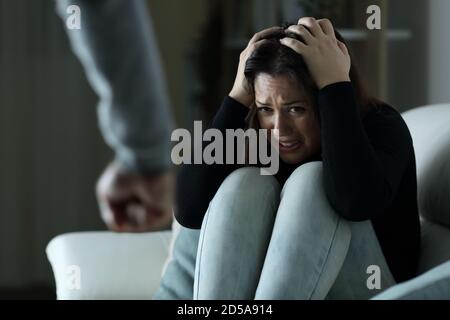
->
[149, 0, 208, 126]
[427, 0, 450, 104]
[385, 0, 428, 111]
[0, 0, 109, 291]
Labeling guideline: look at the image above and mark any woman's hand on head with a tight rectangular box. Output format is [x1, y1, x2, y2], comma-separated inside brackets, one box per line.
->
[229, 26, 283, 108]
[281, 17, 351, 90]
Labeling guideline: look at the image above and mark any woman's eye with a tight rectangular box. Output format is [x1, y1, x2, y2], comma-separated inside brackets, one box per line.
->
[288, 106, 305, 114]
[257, 107, 272, 113]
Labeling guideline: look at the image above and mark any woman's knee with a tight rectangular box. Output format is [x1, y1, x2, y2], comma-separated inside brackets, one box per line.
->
[208, 167, 280, 223]
[282, 161, 323, 196]
[275, 161, 351, 242]
[220, 166, 279, 190]
[278, 161, 329, 218]
[256, 161, 352, 299]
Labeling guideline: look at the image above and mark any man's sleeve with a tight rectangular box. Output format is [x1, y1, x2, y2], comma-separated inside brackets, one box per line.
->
[55, 0, 174, 174]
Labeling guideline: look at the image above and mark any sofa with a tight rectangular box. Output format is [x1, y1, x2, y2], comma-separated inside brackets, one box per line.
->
[46, 103, 450, 299]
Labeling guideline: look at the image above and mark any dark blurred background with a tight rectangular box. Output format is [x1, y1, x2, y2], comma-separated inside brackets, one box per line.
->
[0, 0, 448, 299]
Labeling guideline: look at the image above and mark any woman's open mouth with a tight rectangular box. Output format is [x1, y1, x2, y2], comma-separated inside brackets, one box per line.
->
[278, 140, 302, 153]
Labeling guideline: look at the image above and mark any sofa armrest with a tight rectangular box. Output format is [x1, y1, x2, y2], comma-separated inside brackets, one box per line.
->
[372, 260, 450, 300]
[419, 220, 450, 274]
[46, 230, 172, 300]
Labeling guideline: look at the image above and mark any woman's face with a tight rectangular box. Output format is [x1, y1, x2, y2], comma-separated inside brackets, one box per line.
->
[254, 73, 321, 164]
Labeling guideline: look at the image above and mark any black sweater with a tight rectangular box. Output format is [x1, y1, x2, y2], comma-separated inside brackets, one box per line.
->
[175, 82, 421, 283]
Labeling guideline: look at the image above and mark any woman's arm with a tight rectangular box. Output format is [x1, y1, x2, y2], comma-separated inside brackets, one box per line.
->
[318, 82, 413, 221]
[175, 26, 284, 229]
[174, 97, 249, 229]
[281, 17, 414, 221]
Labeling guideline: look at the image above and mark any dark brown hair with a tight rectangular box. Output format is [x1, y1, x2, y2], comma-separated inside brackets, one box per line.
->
[243, 25, 380, 130]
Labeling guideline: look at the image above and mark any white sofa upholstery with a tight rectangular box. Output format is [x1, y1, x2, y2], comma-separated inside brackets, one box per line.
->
[401, 104, 450, 274]
[46, 230, 173, 299]
[46, 104, 450, 300]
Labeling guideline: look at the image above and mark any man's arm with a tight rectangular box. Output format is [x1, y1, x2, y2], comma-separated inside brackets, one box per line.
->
[55, 0, 175, 231]
[55, 0, 173, 174]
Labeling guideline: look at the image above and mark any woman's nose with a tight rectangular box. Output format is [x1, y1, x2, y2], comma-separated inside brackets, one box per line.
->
[273, 113, 293, 136]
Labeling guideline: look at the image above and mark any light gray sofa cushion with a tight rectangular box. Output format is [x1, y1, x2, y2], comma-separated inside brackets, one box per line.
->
[402, 104, 450, 227]
[419, 220, 450, 273]
[372, 260, 450, 300]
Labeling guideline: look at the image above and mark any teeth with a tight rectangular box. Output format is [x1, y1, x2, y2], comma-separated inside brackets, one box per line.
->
[280, 141, 299, 147]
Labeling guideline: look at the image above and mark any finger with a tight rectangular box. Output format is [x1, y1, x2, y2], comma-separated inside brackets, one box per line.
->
[107, 199, 131, 227]
[317, 18, 335, 37]
[128, 201, 165, 224]
[108, 202, 147, 233]
[286, 24, 314, 45]
[337, 40, 349, 55]
[248, 26, 283, 46]
[243, 38, 269, 59]
[143, 207, 174, 232]
[253, 38, 270, 48]
[297, 17, 323, 37]
[109, 205, 172, 233]
[99, 200, 127, 231]
[280, 37, 307, 54]
[112, 223, 140, 233]
[137, 173, 174, 207]
[127, 202, 149, 226]
[125, 205, 172, 232]
[96, 172, 134, 202]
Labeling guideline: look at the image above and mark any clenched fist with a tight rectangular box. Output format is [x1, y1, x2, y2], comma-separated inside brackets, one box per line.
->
[96, 161, 174, 232]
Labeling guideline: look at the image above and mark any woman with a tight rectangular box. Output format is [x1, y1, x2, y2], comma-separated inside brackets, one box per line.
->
[166, 17, 420, 300]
